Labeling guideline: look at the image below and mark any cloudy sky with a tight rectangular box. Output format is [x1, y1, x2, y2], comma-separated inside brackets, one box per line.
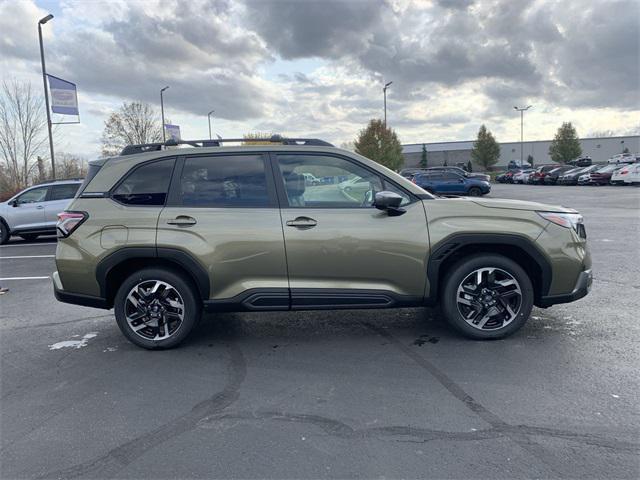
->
[1, 0, 638, 158]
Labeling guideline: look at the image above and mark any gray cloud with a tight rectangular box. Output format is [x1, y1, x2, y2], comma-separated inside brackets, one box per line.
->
[244, 0, 639, 111]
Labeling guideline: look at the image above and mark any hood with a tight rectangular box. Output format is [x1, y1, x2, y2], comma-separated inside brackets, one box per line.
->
[469, 197, 576, 213]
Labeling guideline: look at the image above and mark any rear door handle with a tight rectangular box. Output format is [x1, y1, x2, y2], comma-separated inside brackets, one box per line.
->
[286, 216, 317, 229]
[36, 205, 44, 209]
[167, 215, 197, 226]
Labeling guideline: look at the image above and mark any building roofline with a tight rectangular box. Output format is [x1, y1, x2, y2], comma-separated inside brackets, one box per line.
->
[402, 135, 639, 148]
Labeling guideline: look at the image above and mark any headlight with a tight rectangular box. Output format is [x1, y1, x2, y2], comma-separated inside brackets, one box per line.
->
[537, 211, 585, 237]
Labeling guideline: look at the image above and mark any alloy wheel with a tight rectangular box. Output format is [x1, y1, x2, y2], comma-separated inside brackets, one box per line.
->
[456, 267, 522, 331]
[125, 280, 185, 341]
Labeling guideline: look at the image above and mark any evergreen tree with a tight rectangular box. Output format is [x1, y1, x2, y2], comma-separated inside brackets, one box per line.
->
[354, 119, 404, 171]
[548, 122, 582, 164]
[471, 125, 500, 170]
[420, 144, 428, 168]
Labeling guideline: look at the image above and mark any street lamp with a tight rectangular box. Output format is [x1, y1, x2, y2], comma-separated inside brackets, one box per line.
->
[514, 105, 532, 167]
[160, 86, 169, 142]
[207, 110, 215, 139]
[383, 81, 392, 127]
[38, 14, 55, 179]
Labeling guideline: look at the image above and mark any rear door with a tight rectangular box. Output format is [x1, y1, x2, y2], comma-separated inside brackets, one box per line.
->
[7, 186, 49, 231]
[157, 153, 288, 306]
[273, 152, 429, 307]
[44, 183, 81, 228]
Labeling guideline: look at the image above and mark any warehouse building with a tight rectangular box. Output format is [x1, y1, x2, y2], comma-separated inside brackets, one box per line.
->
[402, 135, 640, 169]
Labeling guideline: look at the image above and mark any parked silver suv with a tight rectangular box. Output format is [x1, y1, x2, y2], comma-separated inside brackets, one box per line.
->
[0, 179, 82, 244]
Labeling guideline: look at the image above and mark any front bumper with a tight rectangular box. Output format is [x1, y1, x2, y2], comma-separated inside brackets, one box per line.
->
[537, 268, 592, 307]
[53, 271, 110, 309]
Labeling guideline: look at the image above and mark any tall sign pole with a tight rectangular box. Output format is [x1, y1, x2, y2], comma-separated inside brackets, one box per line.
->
[160, 86, 169, 142]
[514, 105, 532, 167]
[38, 14, 55, 179]
[383, 81, 392, 127]
[208, 110, 215, 140]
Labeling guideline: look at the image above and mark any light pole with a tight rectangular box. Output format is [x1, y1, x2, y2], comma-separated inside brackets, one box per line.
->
[383, 81, 392, 127]
[38, 14, 55, 179]
[160, 86, 169, 142]
[514, 105, 532, 166]
[207, 110, 215, 139]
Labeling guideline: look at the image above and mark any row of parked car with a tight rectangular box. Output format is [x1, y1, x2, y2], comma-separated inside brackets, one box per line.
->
[399, 167, 491, 196]
[496, 162, 640, 186]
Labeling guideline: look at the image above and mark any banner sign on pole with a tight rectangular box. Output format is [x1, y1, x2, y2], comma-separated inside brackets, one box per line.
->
[165, 124, 181, 141]
[47, 74, 79, 116]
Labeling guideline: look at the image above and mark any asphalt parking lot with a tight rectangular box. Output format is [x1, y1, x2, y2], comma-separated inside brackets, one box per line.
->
[1, 184, 639, 479]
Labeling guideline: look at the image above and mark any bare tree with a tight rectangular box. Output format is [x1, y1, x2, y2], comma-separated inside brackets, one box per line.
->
[0, 80, 49, 192]
[101, 102, 163, 157]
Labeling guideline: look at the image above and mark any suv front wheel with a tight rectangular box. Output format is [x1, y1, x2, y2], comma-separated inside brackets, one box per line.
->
[114, 268, 202, 349]
[441, 254, 533, 339]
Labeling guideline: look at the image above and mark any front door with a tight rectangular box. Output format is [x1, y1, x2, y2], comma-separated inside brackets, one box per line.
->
[273, 153, 430, 308]
[157, 153, 288, 307]
[8, 186, 49, 231]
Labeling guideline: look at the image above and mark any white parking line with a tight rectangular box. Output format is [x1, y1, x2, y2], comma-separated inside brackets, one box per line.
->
[0, 243, 57, 248]
[0, 276, 50, 280]
[0, 255, 55, 259]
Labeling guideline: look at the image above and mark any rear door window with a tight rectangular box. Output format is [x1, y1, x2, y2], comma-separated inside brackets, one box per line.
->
[179, 155, 271, 207]
[112, 158, 175, 206]
[49, 183, 80, 201]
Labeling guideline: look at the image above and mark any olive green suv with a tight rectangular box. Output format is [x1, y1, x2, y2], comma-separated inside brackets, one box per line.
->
[53, 137, 592, 349]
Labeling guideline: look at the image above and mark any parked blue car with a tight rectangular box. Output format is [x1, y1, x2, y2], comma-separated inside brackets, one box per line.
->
[412, 171, 491, 196]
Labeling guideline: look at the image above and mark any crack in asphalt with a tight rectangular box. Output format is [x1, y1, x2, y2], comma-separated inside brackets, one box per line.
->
[359, 322, 639, 476]
[196, 410, 638, 453]
[38, 341, 247, 479]
[0, 314, 114, 331]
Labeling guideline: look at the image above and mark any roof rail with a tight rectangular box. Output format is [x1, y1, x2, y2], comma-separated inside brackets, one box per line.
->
[34, 177, 84, 185]
[120, 135, 334, 156]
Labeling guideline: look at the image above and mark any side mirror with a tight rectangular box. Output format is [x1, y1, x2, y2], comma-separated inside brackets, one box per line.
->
[9, 199, 18, 207]
[374, 191, 405, 216]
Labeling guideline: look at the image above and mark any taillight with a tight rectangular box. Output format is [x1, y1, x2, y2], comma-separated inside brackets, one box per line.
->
[57, 211, 87, 238]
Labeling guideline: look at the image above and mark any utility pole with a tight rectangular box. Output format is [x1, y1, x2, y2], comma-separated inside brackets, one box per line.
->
[383, 81, 392, 127]
[208, 110, 215, 139]
[160, 86, 169, 142]
[38, 14, 55, 179]
[514, 105, 532, 167]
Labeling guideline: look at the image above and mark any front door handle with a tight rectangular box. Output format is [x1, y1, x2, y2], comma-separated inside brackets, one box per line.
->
[286, 216, 317, 229]
[167, 215, 197, 226]
[36, 205, 44, 209]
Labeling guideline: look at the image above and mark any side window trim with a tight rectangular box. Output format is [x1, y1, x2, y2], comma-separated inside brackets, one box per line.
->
[168, 152, 277, 209]
[109, 157, 177, 207]
[271, 151, 417, 209]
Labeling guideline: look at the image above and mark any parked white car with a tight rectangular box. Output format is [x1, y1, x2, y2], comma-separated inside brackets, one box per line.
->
[512, 169, 534, 184]
[611, 164, 635, 185]
[607, 153, 636, 164]
[623, 163, 640, 184]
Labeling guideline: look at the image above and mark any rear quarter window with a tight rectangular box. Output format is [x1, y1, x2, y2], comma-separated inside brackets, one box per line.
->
[112, 158, 175, 206]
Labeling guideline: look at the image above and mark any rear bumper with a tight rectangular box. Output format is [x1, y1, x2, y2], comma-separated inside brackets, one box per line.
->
[53, 271, 110, 309]
[537, 269, 592, 307]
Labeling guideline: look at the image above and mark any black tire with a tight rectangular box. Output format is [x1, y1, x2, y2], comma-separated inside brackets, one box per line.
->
[114, 267, 202, 349]
[467, 187, 482, 196]
[441, 254, 534, 340]
[20, 234, 39, 242]
[0, 221, 9, 245]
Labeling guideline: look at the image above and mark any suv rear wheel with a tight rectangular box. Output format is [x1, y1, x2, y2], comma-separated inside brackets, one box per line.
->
[114, 268, 202, 349]
[441, 254, 533, 339]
